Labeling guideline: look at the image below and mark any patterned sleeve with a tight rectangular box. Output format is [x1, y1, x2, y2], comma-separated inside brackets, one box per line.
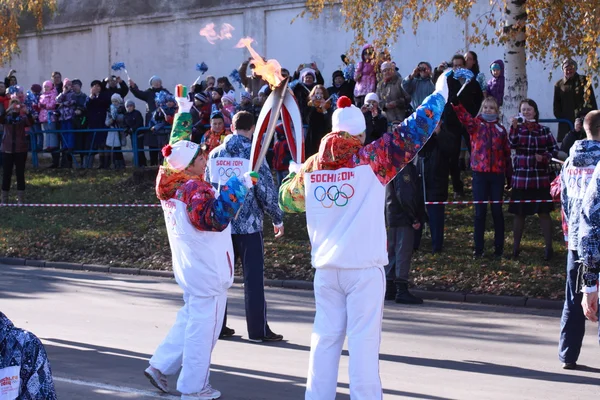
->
[353, 90, 446, 186]
[256, 161, 284, 225]
[21, 333, 58, 399]
[578, 164, 600, 286]
[182, 176, 248, 231]
[279, 157, 318, 213]
[452, 103, 478, 137]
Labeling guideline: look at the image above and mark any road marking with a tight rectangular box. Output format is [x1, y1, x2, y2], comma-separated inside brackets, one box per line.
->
[54, 377, 180, 399]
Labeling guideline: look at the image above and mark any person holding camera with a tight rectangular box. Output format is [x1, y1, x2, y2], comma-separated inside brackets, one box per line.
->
[377, 61, 411, 123]
[508, 99, 559, 260]
[402, 62, 435, 111]
[360, 92, 387, 144]
[304, 84, 332, 157]
[1, 94, 33, 205]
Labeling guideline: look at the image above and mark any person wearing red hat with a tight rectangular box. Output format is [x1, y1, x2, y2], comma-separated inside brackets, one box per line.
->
[144, 87, 259, 400]
[279, 71, 451, 399]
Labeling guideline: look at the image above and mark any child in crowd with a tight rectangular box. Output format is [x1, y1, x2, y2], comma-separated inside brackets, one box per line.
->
[272, 123, 292, 187]
[211, 88, 224, 114]
[191, 92, 211, 143]
[452, 96, 510, 258]
[105, 93, 127, 169]
[353, 43, 377, 107]
[220, 92, 236, 125]
[236, 91, 256, 122]
[56, 78, 77, 168]
[150, 93, 177, 164]
[201, 111, 231, 154]
[38, 80, 59, 168]
[124, 100, 146, 167]
[25, 84, 43, 151]
[486, 60, 505, 108]
[72, 106, 87, 166]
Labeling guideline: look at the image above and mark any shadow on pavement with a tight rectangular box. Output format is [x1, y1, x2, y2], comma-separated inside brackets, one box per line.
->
[43, 338, 459, 400]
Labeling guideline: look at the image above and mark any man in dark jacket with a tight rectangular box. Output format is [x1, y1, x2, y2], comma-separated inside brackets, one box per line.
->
[85, 80, 112, 168]
[128, 76, 171, 125]
[124, 99, 146, 167]
[414, 123, 452, 254]
[384, 160, 425, 304]
[102, 75, 129, 99]
[560, 108, 593, 157]
[434, 55, 483, 198]
[554, 58, 598, 142]
[327, 70, 355, 103]
[0, 312, 57, 399]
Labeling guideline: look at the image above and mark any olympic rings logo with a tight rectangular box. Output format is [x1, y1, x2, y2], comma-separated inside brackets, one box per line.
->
[218, 167, 241, 178]
[314, 184, 355, 208]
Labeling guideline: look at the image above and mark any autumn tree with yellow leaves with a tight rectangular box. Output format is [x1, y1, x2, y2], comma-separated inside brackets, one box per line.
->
[0, 0, 57, 64]
[301, 0, 600, 117]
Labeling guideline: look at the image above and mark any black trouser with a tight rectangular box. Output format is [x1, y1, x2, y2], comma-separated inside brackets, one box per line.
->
[2, 152, 27, 191]
[135, 134, 147, 167]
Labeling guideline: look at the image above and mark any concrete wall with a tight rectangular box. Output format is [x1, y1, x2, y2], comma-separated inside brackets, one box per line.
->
[11, 0, 598, 126]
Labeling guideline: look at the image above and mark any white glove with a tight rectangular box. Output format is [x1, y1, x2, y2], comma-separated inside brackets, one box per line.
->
[241, 171, 259, 189]
[176, 96, 193, 113]
[289, 161, 302, 174]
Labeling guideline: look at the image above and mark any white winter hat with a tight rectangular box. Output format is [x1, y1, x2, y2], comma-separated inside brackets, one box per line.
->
[332, 96, 366, 136]
[162, 140, 201, 171]
[111, 93, 123, 103]
[364, 92, 380, 104]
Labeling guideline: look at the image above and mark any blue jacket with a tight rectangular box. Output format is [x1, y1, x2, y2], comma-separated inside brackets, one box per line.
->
[560, 140, 600, 251]
[402, 76, 435, 110]
[0, 312, 57, 399]
[206, 133, 283, 234]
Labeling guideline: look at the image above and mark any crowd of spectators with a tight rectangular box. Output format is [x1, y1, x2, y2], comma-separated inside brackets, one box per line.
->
[0, 51, 597, 280]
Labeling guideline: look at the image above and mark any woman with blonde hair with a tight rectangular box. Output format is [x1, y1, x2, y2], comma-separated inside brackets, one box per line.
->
[452, 96, 511, 258]
[304, 84, 332, 158]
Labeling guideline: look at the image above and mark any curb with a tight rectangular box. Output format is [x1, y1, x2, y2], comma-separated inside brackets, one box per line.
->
[1, 257, 564, 310]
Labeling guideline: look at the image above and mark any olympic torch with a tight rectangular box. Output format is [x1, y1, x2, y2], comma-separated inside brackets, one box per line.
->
[250, 76, 289, 171]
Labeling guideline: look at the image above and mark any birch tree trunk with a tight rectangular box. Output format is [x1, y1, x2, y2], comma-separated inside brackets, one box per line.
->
[503, 0, 527, 122]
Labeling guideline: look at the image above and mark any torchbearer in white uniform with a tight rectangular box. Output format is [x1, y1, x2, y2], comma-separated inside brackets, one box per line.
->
[279, 72, 450, 399]
[143, 85, 259, 400]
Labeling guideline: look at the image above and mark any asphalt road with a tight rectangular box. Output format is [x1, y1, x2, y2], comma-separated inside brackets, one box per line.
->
[1, 264, 600, 399]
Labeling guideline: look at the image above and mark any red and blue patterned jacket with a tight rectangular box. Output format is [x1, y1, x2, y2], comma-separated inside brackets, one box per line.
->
[452, 104, 510, 174]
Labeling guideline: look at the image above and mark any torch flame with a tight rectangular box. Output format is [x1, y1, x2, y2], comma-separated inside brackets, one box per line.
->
[200, 23, 235, 45]
[235, 37, 284, 89]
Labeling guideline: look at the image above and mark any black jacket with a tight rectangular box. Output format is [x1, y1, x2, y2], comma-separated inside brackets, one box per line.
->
[327, 81, 355, 102]
[418, 127, 452, 202]
[124, 109, 144, 136]
[560, 128, 586, 155]
[364, 111, 388, 144]
[85, 91, 111, 129]
[385, 162, 425, 227]
[101, 79, 130, 99]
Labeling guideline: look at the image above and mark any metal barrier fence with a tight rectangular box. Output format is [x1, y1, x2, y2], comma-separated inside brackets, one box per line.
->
[26, 118, 575, 168]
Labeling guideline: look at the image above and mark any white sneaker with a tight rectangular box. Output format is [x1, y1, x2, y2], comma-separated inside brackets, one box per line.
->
[144, 366, 169, 393]
[181, 384, 222, 399]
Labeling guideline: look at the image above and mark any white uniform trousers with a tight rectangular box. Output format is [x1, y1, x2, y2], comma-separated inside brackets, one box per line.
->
[306, 266, 385, 400]
[149, 292, 227, 395]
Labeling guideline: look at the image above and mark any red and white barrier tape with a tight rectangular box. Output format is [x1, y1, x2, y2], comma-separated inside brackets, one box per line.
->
[424, 199, 558, 205]
[0, 199, 559, 207]
[0, 203, 161, 208]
